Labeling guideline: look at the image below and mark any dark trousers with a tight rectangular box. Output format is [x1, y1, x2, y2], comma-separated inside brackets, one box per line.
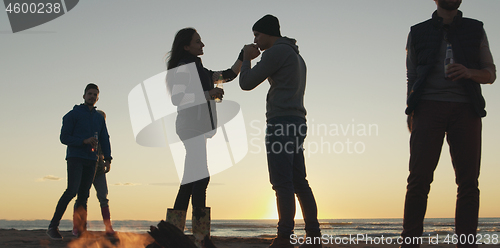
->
[92, 173, 109, 208]
[173, 177, 210, 210]
[266, 116, 320, 236]
[49, 158, 97, 228]
[402, 100, 481, 248]
[74, 172, 109, 209]
[173, 129, 210, 210]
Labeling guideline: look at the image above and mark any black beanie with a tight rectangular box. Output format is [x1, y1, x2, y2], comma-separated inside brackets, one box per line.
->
[252, 14, 281, 37]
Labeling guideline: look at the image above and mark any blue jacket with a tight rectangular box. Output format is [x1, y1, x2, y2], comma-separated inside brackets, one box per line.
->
[60, 104, 112, 161]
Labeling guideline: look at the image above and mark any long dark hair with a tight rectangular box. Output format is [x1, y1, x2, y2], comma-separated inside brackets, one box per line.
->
[167, 28, 197, 70]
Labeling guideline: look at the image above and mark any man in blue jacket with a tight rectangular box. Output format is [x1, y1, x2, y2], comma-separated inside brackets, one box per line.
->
[47, 83, 112, 240]
[240, 15, 321, 248]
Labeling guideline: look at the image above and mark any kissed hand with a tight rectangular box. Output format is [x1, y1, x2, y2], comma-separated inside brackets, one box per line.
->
[243, 44, 260, 61]
[209, 88, 224, 100]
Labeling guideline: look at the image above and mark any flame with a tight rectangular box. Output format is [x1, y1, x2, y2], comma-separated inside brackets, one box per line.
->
[67, 231, 155, 248]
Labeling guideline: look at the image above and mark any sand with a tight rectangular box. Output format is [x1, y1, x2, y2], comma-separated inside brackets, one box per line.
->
[0, 229, 272, 248]
[1, 229, 499, 248]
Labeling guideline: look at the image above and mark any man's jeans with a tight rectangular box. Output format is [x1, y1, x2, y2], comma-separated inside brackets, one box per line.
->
[49, 157, 96, 228]
[402, 100, 481, 248]
[74, 166, 109, 210]
[266, 116, 320, 236]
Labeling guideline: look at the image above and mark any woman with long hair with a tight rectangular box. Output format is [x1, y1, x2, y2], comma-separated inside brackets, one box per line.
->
[165, 27, 242, 248]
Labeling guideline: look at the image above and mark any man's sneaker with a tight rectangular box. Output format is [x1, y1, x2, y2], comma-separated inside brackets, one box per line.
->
[269, 236, 293, 248]
[46, 227, 63, 240]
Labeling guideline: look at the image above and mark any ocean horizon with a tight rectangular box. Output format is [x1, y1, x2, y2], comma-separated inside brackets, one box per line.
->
[1, 218, 499, 242]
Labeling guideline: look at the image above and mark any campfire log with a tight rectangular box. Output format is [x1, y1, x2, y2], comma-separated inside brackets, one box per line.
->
[147, 221, 198, 248]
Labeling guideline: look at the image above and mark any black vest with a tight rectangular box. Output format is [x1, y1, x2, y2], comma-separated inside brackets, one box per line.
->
[406, 11, 486, 117]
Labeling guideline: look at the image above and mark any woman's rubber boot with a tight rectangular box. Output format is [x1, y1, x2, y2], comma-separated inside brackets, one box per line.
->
[192, 207, 216, 248]
[101, 206, 116, 236]
[165, 208, 187, 233]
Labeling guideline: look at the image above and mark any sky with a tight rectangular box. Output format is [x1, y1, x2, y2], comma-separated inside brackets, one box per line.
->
[0, 0, 499, 222]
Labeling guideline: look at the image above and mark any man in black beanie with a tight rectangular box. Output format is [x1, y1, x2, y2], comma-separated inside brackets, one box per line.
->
[252, 14, 281, 37]
[240, 14, 322, 248]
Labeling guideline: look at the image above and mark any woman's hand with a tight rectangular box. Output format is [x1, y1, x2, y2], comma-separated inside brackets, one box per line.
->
[243, 44, 261, 61]
[209, 88, 224, 100]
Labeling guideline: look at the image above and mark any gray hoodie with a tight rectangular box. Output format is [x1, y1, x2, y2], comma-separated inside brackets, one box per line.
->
[240, 37, 307, 120]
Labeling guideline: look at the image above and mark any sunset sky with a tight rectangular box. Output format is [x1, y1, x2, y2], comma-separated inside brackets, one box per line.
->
[1, 0, 499, 222]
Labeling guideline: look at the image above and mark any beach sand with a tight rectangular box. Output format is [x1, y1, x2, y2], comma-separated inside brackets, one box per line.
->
[1, 229, 499, 248]
[0, 229, 273, 248]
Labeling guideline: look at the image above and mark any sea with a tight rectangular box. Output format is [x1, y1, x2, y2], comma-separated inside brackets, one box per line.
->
[1, 218, 499, 243]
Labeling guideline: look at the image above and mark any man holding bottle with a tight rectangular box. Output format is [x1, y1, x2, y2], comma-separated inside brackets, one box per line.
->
[240, 14, 321, 248]
[47, 83, 112, 240]
[403, 0, 496, 247]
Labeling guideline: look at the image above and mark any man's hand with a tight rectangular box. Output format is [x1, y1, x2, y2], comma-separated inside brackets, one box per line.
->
[446, 63, 492, 84]
[104, 160, 111, 173]
[243, 44, 260, 61]
[83, 137, 98, 147]
[209, 88, 224, 100]
[446, 63, 471, 81]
